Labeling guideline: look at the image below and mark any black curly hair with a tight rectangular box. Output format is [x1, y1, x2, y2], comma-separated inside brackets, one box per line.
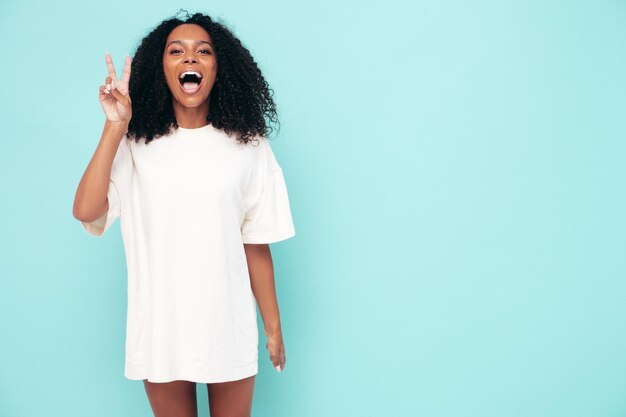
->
[126, 9, 279, 145]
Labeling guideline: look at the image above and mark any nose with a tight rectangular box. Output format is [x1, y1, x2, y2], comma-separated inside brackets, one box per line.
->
[183, 54, 198, 64]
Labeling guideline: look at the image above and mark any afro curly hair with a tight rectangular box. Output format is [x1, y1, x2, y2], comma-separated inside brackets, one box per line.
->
[126, 9, 279, 145]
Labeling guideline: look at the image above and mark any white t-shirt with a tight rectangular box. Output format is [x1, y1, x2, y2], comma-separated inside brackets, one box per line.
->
[79, 123, 296, 383]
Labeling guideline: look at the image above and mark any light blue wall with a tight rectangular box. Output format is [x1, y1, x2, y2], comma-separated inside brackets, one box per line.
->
[0, 0, 624, 416]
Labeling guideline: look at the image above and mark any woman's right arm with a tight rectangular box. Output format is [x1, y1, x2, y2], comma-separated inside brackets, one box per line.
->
[72, 120, 128, 223]
[73, 52, 133, 224]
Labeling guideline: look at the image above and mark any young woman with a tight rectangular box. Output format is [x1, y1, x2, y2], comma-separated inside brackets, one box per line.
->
[72, 10, 296, 417]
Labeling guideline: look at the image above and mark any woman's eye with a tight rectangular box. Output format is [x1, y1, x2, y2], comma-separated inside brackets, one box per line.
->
[169, 49, 212, 55]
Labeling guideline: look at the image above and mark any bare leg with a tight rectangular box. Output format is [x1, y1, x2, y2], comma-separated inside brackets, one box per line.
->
[143, 379, 198, 417]
[206, 375, 256, 417]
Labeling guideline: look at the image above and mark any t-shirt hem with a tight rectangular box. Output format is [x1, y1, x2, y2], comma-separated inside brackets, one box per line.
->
[241, 229, 296, 244]
[124, 361, 258, 383]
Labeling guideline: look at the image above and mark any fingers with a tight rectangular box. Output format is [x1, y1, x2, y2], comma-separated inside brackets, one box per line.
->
[270, 349, 286, 372]
[108, 80, 126, 102]
[101, 77, 113, 95]
[111, 78, 128, 95]
[265, 331, 286, 372]
[104, 52, 131, 95]
[273, 355, 286, 372]
[121, 54, 132, 84]
[101, 78, 128, 108]
[105, 52, 118, 81]
[102, 76, 129, 98]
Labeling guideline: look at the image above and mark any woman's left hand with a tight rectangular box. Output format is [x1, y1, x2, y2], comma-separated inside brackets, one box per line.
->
[264, 327, 286, 372]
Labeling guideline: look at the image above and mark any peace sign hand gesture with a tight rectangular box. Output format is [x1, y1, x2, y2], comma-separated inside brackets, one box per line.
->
[99, 52, 133, 125]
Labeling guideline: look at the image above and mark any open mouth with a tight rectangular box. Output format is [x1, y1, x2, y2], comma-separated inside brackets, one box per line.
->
[178, 71, 203, 94]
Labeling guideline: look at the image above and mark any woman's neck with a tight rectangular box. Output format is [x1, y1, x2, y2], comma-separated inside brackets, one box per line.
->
[173, 102, 210, 128]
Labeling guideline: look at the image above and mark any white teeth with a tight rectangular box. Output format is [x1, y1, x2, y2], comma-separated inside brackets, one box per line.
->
[179, 71, 202, 79]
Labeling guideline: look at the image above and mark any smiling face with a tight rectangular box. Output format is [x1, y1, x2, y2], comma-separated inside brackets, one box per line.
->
[162, 23, 218, 112]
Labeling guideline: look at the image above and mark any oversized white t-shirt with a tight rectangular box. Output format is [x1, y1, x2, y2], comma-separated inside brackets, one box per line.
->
[79, 123, 296, 383]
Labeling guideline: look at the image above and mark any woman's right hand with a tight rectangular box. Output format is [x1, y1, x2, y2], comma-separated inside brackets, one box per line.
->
[99, 52, 133, 124]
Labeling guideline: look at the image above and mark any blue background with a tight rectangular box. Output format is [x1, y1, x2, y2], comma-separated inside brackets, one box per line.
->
[1, 0, 625, 416]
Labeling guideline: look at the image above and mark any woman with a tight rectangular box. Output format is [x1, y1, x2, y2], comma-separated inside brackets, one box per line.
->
[72, 10, 296, 417]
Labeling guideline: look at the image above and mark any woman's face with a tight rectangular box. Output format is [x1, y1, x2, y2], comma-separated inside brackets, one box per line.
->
[162, 23, 218, 109]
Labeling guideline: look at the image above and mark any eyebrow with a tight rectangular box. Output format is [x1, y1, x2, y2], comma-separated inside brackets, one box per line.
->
[166, 40, 213, 48]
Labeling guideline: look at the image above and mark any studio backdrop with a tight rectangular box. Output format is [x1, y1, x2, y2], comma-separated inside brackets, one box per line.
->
[0, 1, 625, 416]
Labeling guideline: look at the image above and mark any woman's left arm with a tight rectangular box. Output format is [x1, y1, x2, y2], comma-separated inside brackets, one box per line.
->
[243, 243, 286, 372]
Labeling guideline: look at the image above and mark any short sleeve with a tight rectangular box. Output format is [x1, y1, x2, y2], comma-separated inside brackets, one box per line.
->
[79, 137, 132, 237]
[241, 141, 296, 244]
